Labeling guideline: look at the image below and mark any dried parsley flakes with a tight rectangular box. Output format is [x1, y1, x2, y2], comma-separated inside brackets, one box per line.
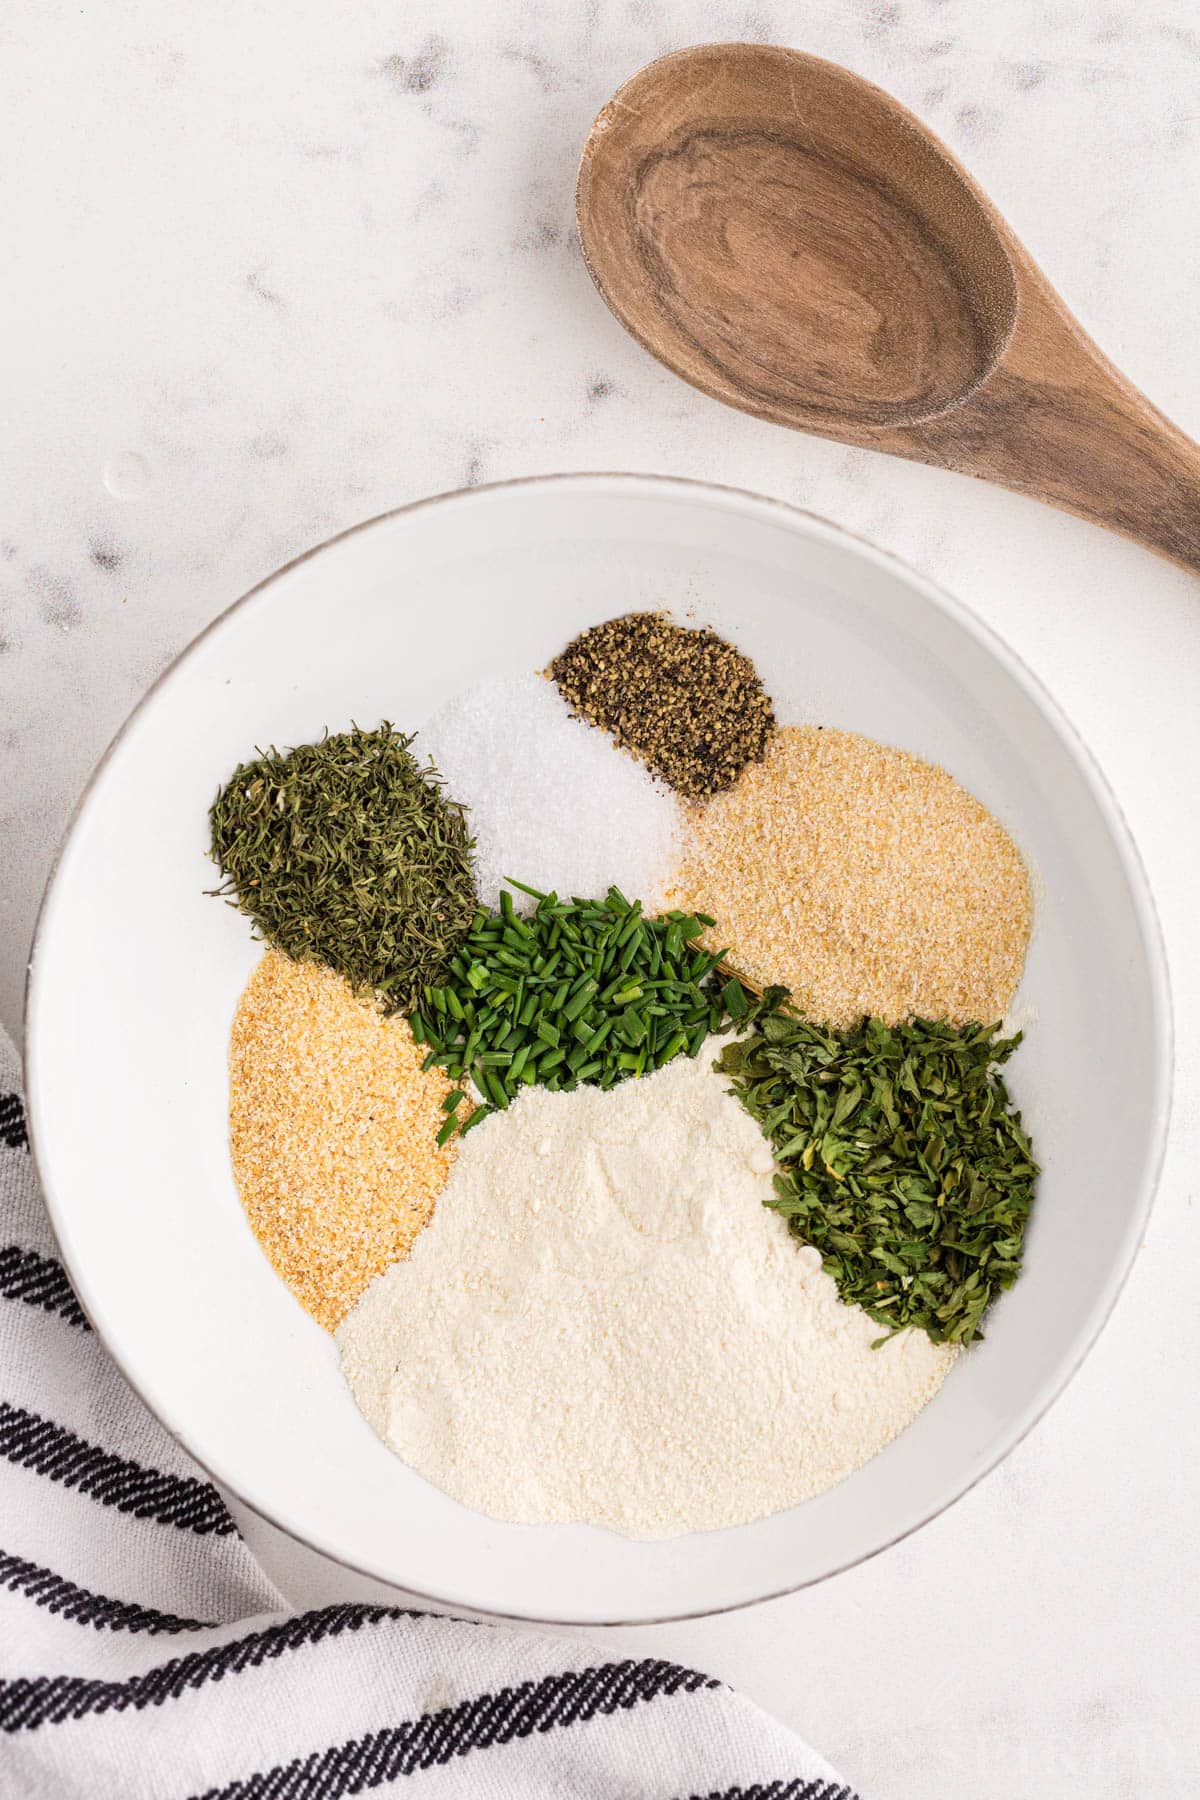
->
[209, 725, 478, 1014]
[718, 1011, 1038, 1345]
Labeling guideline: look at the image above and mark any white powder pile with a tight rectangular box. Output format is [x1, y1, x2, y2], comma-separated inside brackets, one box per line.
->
[337, 1041, 957, 1538]
[416, 674, 680, 912]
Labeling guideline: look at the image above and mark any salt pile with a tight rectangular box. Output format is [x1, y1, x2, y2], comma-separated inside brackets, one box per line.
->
[417, 674, 680, 911]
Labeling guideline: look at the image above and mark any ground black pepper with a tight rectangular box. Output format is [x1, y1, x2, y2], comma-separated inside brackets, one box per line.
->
[547, 612, 774, 800]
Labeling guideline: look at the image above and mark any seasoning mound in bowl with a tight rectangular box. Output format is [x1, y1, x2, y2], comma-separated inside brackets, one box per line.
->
[548, 611, 774, 799]
[416, 674, 680, 912]
[210, 725, 477, 1015]
[720, 1009, 1038, 1345]
[337, 1038, 956, 1538]
[229, 948, 467, 1330]
[669, 725, 1032, 1027]
[414, 882, 753, 1134]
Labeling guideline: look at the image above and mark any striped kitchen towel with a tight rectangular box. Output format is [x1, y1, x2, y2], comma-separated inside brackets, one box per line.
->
[0, 1023, 858, 1799]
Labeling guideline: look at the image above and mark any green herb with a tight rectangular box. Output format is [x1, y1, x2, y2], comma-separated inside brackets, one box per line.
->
[209, 725, 477, 1014]
[718, 1011, 1038, 1346]
[418, 882, 767, 1138]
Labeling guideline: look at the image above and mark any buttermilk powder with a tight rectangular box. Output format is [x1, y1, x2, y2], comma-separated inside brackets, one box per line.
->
[336, 1040, 957, 1538]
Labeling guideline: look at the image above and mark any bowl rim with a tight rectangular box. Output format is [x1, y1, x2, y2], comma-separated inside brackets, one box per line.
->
[23, 470, 1175, 1625]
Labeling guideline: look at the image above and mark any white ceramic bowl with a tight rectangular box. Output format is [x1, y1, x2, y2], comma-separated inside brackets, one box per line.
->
[25, 474, 1170, 1625]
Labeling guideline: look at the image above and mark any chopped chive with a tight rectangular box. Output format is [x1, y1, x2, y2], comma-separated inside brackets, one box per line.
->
[563, 980, 598, 1022]
[621, 1009, 647, 1045]
[415, 883, 771, 1141]
[722, 977, 748, 1019]
[616, 931, 642, 973]
[482, 1067, 510, 1110]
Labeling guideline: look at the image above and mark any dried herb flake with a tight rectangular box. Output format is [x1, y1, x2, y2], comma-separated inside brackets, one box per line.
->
[718, 1011, 1038, 1345]
[209, 724, 477, 1013]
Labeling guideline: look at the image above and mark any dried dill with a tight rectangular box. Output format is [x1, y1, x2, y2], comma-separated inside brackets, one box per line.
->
[718, 1011, 1038, 1345]
[547, 611, 774, 800]
[209, 725, 477, 1013]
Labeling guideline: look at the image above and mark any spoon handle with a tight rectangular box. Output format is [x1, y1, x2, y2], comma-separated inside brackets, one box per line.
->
[908, 285, 1200, 575]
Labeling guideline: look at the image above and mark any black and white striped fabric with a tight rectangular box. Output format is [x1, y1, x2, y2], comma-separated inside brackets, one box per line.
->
[0, 1026, 858, 1799]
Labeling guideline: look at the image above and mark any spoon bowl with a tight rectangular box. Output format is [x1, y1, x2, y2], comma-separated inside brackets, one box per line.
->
[578, 44, 1200, 571]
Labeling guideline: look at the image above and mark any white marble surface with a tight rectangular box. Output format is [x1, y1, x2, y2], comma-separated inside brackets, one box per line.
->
[2, 2, 1198, 1794]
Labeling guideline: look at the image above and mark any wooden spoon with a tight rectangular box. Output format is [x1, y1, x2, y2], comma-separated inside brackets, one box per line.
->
[576, 43, 1200, 574]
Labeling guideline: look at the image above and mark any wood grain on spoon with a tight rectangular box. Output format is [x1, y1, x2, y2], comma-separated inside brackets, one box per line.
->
[577, 43, 1200, 574]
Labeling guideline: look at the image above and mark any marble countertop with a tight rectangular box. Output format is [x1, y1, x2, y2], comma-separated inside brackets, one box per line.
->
[2, 3, 1197, 1794]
